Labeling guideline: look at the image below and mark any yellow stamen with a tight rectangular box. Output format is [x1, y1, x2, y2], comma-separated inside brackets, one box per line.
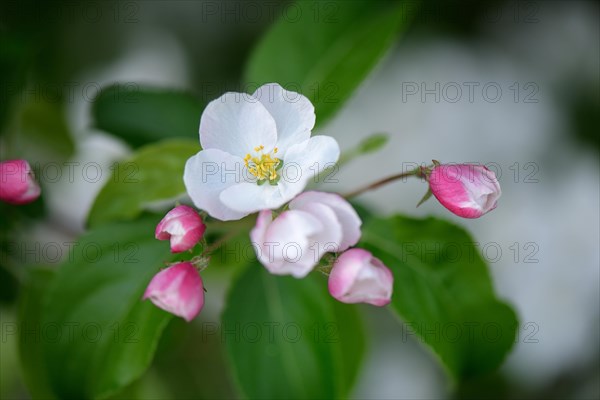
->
[244, 144, 281, 183]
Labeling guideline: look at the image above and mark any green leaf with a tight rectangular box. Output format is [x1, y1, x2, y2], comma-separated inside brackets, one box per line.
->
[330, 297, 366, 393]
[0, 265, 19, 304]
[1, 99, 74, 163]
[245, 1, 412, 127]
[360, 215, 518, 380]
[338, 133, 390, 167]
[39, 217, 174, 399]
[222, 262, 365, 398]
[92, 84, 204, 148]
[152, 318, 238, 399]
[416, 188, 433, 207]
[87, 139, 198, 228]
[357, 133, 390, 154]
[17, 268, 57, 399]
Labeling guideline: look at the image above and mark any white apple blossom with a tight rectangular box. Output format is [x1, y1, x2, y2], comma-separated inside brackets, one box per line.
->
[250, 191, 362, 278]
[184, 83, 340, 221]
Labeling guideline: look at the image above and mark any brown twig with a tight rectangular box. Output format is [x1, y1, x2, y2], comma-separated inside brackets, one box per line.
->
[343, 167, 426, 199]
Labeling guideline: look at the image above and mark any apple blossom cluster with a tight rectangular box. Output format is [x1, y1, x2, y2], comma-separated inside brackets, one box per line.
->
[143, 83, 501, 321]
[0, 159, 41, 205]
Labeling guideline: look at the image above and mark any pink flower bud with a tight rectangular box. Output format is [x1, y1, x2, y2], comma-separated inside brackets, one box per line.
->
[328, 248, 393, 306]
[143, 262, 204, 322]
[0, 160, 41, 205]
[428, 164, 501, 218]
[155, 205, 206, 253]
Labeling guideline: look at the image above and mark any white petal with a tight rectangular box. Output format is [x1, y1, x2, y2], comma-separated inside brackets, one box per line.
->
[274, 257, 318, 279]
[263, 210, 323, 256]
[250, 210, 277, 268]
[263, 210, 324, 278]
[183, 149, 248, 221]
[219, 182, 286, 213]
[298, 202, 343, 257]
[252, 83, 315, 152]
[200, 92, 278, 158]
[282, 135, 340, 185]
[290, 191, 361, 251]
[274, 203, 342, 278]
[250, 210, 271, 244]
[274, 175, 309, 207]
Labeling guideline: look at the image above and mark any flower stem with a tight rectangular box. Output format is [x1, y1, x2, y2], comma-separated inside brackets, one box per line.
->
[315, 264, 331, 277]
[202, 228, 242, 257]
[343, 166, 428, 199]
[314, 253, 337, 276]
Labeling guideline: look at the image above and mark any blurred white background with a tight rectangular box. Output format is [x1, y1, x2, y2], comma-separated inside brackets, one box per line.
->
[324, 2, 599, 397]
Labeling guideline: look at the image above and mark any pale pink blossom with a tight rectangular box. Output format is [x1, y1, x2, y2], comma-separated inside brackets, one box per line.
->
[328, 248, 393, 306]
[250, 191, 361, 278]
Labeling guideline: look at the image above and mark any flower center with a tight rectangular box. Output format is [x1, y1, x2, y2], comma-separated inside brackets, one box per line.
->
[244, 145, 282, 185]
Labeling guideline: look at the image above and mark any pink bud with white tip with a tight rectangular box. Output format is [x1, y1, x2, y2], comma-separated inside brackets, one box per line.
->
[143, 262, 204, 322]
[155, 205, 206, 253]
[0, 160, 41, 205]
[428, 164, 501, 219]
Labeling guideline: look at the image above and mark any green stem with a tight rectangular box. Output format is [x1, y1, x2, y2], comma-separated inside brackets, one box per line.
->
[314, 253, 337, 276]
[315, 264, 332, 277]
[202, 227, 244, 257]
